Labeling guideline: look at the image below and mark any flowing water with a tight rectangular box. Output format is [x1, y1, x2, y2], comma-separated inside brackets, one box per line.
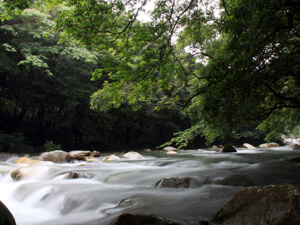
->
[0, 147, 300, 225]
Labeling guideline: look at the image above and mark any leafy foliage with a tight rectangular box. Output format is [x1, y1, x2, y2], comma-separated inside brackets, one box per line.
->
[56, 0, 299, 144]
[2, 0, 299, 151]
[43, 140, 61, 152]
[0, 131, 31, 152]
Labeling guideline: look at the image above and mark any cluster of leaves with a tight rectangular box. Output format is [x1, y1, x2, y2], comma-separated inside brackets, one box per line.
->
[60, 0, 299, 146]
[3, 0, 299, 149]
[0, 1, 192, 151]
[43, 140, 61, 152]
[0, 131, 31, 152]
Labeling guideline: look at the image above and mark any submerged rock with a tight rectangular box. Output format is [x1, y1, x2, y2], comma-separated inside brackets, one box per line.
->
[242, 143, 256, 149]
[221, 145, 237, 153]
[0, 201, 16, 225]
[259, 142, 280, 148]
[213, 184, 300, 225]
[66, 151, 91, 161]
[155, 177, 199, 188]
[11, 167, 40, 181]
[123, 151, 144, 160]
[110, 213, 180, 225]
[288, 156, 300, 162]
[39, 150, 67, 163]
[212, 175, 255, 187]
[65, 171, 93, 179]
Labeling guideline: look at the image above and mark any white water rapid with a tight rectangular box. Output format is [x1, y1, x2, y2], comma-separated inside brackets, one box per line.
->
[0, 147, 299, 225]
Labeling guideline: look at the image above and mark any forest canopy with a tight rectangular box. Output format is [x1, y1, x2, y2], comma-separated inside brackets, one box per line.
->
[1, 0, 299, 150]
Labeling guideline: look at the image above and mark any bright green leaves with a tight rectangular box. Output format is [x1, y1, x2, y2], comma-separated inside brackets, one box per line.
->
[18, 53, 53, 76]
[0, 8, 58, 76]
[53, 0, 300, 146]
[3, 0, 31, 10]
[2, 43, 16, 52]
[61, 45, 98, 64]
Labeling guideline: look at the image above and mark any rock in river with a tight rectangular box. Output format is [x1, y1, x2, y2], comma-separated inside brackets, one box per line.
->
[0, 201, 16, 225]
[242, 143, 256, 149]
[66, 150, 91, 161]
[259, 142, 280, 148]
[212, 184, 300, 225]
[163, 146, 177, 151]
[11, 167, 40, 181]
[110, 213, 180, 225]
[102, 154, 120, 163]
[39, 150, 68, 163]
[221, 145, 237, 153]
[123, 151, 144, 160]
[155, 177, 199, 188]
[14, 157, 41, 165]
[212, 175, 255, 187]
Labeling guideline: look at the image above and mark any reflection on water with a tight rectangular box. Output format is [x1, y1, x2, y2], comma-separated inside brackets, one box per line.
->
[0, 147, 299, 225]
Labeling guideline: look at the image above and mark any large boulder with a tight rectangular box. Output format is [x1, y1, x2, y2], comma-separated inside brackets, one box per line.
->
[0, 201, 16, 225]
[110, 213, 180, 225]
[212, 184, 300, 225]
[221, 145, 237, 153]
[242, 143, 256, 149]
[259, 142, 280, 148]
[66, 151, 91, 162]
[123, 151, 144, 160]
[155, 177, 199, 188]
[39, 150, 68, 163]
[14, 157, 40, 165]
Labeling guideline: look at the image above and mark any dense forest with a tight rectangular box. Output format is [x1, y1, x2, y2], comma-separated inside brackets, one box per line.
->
[0, 0, 299, 153]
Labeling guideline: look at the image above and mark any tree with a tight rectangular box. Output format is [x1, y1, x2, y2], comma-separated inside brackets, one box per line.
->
[0, 4, 101, 150]
[16, 0, 300, 147]
[198, 0, 300, 141]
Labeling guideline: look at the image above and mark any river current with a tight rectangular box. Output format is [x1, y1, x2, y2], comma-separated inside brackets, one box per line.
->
[0, 147, 299, 225]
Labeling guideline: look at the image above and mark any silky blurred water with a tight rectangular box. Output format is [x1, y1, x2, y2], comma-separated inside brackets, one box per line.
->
[0, 147, 299, 225]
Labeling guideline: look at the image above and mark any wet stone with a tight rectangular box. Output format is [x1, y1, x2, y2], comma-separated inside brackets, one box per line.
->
[65, 171, 93, 179]
[155, 177, 200, 188]
[110, 213, 180, 225]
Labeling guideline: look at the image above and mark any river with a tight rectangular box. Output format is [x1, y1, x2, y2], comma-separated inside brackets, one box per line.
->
[0, 147, 299, 225]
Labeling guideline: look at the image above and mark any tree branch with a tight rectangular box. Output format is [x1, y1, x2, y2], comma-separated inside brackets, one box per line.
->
[262, 82, 300, 107]
[222, 0, 230, 16]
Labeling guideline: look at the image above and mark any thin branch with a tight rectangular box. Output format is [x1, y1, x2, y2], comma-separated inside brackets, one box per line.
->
[222, 0, 230, 16]
[262, 82, 300, 106]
